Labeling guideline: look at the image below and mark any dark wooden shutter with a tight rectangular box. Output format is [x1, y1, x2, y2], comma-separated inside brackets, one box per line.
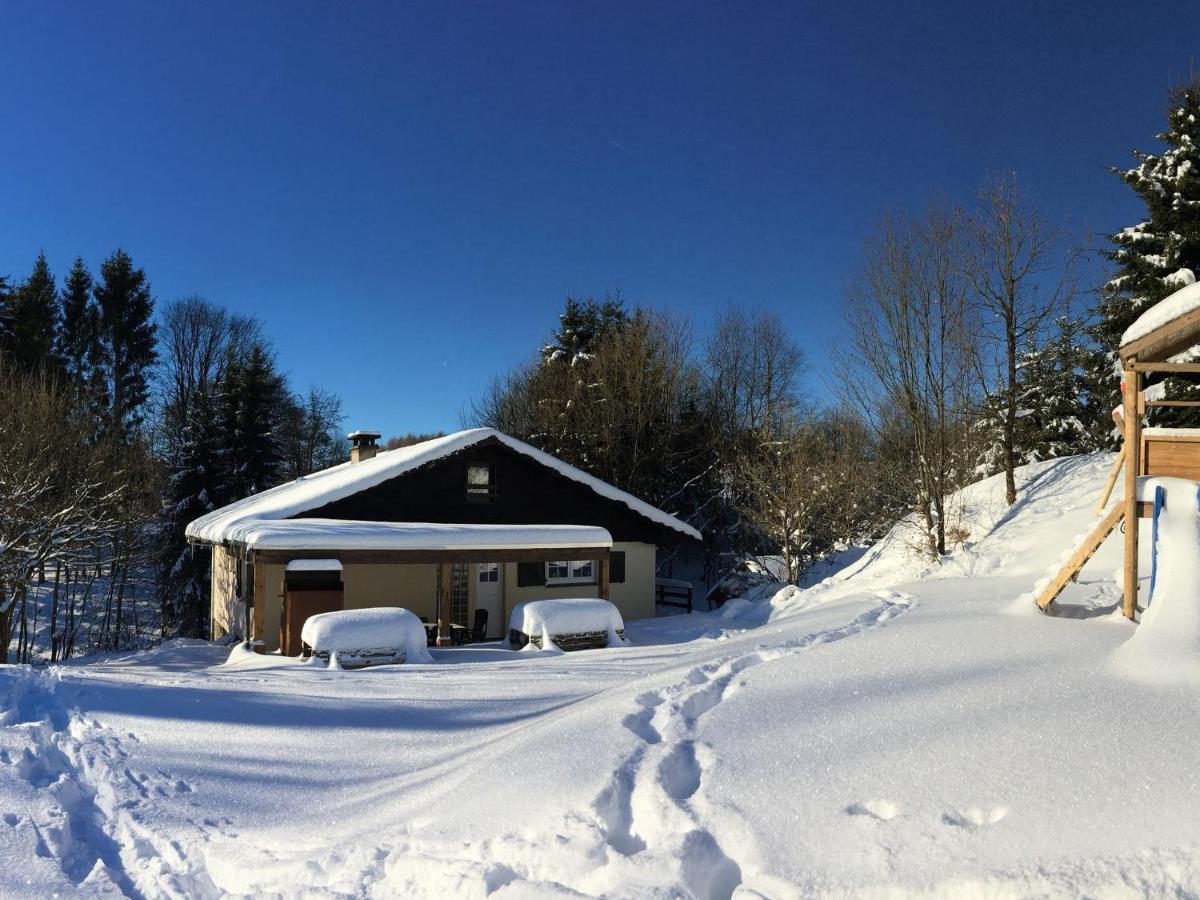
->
[517, 561, 546, 587]
[610, 551, 625, 584]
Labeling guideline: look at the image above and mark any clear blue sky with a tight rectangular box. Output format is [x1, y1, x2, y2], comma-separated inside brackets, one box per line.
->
[1, 1, 1195, 437]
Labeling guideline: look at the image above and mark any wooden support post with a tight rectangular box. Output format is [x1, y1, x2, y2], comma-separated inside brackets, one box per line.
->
[1094, 443, 1126, 515]
[436, 562, 452, 646]
[1122, 367, 1142, 620]
[598, 557, 610, 601]
[252, 551, 267, 653]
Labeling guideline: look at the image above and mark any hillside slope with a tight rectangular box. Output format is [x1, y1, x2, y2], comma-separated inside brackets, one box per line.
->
[2, 452, 1199, 899]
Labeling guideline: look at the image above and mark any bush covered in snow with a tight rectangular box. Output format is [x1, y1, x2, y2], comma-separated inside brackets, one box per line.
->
[508, 598, 627, 651]
[301, 607, 433, 669]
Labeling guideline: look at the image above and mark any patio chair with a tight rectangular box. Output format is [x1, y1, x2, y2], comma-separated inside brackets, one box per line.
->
[471, 608, 489, 643]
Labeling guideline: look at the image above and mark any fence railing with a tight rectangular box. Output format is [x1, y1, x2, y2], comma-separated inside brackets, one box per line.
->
[654, 577, 694, 614]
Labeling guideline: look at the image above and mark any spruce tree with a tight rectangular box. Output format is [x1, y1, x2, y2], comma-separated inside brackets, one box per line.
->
[94, 249, 157, 439]
[159, 388, 222, 638]
[56, 257, 99, 386]
[1092, 77, 1200, 426]
[237, 343, 286, 494]
[8, 252, 60, 374]
[1018, 315, 1096, 461]
[0, 275, 12, 354]
[216, 342, 286, 500]
[540, 296, 629, 364]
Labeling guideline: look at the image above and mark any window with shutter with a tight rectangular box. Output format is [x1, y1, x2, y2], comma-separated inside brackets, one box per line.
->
[517, 561, 546, 587]
[610, 551, 626, 584]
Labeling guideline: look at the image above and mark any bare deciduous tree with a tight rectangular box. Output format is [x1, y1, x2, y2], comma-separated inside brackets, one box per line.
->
[0, 361, 149, 663]
[838, 206, 980, 559]
[154, 295, 260, 455]
[706, 307, 803, 443]
[962, 173, 1080, 505]
[734, 410, 873, 584]
[279, 387, 345, 479]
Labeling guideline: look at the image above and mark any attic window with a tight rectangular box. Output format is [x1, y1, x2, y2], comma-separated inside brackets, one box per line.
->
[466, 463, 496, 502]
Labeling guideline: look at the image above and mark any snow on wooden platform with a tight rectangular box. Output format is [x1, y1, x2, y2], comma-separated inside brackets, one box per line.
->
[1120, 273, 1200, 347]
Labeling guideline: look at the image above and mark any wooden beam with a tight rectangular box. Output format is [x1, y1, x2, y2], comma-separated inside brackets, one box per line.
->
[1130, 362, 1200, 374]
[1143, 400, 1200, 407]
[1094, 444, 1125, 515]
[436, 563, 452, 646]
[1035, 504, 1124, 610]
[598, 557, 610, 601]
[1120, 305, 1200, 365]
[1123, 368, 1142, 619]
[254, 547, 612, 566]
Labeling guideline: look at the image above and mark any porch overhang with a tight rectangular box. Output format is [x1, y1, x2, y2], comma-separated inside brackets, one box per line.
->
[235, 519, 615, 648]
[228, 518, 612, 561]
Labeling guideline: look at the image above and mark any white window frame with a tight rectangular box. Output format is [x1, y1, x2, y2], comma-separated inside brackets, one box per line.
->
[546, 559, 595, 585]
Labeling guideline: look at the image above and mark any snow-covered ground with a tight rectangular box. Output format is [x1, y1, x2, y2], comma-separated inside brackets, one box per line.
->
[4, 452, 1200, 898]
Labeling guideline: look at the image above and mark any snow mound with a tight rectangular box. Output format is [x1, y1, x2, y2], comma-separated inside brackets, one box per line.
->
[1115, 477, 1200, 684]
[1164, 267, 1197, 289]
[300, 607, 433, 667]
[1121, 279, 1200, 347]
[509, 598, 627, 651]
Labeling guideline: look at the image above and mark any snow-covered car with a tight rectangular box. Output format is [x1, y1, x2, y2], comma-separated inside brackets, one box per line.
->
[508, 598, 628, 651]
[300, 607, 434, 669]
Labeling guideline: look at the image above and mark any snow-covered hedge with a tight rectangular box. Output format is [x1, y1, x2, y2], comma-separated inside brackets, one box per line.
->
[301, 607, 433, 669]
[508, 598, 627, 652]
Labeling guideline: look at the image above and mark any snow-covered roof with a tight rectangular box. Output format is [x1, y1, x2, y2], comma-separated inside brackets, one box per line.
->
[216, 520, 613, 552]
[185, 428, 700, 545]
[1120, 276, 1200, 349]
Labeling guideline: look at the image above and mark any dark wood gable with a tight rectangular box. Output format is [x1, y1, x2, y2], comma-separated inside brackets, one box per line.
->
[297, 437, 696, 546]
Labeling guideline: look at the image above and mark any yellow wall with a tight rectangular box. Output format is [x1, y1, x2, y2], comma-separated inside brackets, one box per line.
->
[244, 541, 658, 651]
[209, 545, 241, 640]
[501, 541, 656, 626]
[252, 561, 439, 653]
[257, 561, 285, 651]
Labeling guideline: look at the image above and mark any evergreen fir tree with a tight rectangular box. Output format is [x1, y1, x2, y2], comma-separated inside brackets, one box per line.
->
[540, 296, 629, 365]
[94, 249, 157, 439]
[8, 252, 60, 374]
[56, 257, 99, 386]
[237, 343, 286, 494]
[158, 388, 221, 638]
[216, 342, 287, 501]
[1091, 77, 1200, 427]
[0, 275, 12, 354]
[1018, 315, 1096, 461]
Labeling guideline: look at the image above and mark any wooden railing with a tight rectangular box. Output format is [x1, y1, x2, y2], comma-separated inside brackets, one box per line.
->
[655, 577, 694, 614]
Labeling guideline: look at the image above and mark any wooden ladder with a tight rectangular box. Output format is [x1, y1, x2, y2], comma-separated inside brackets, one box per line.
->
[1035, 503, 1124, 611]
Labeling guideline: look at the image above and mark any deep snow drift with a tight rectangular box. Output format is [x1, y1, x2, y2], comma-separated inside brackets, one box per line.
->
[3, 452, 1200, 899]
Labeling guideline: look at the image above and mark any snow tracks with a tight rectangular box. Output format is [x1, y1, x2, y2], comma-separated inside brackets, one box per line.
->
[0, 666, 217, 899]
[588, 590, 915, 900]
[248, 590, 915, 899]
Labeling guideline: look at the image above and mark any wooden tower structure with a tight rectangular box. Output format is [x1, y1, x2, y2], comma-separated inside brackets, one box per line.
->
[1036, 284, 1200, 618]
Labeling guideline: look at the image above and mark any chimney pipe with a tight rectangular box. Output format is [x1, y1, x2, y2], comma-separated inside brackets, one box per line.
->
[347, 429, 382, 463]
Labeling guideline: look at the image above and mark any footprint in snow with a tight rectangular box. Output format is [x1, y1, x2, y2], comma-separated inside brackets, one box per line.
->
[846, 799, 900, 821]
[943, 805, 1008, 828]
